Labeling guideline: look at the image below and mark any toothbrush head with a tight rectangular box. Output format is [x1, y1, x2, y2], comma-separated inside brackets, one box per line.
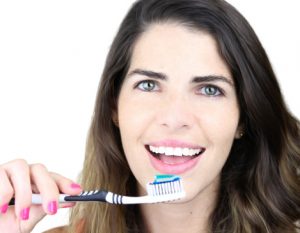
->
[146, 175, 185, 201]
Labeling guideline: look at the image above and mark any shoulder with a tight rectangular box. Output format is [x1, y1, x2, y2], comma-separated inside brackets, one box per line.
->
[43, 226, 68, 233]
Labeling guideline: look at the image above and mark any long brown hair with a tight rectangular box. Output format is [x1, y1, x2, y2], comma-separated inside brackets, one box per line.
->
[69, 0, 300, 232]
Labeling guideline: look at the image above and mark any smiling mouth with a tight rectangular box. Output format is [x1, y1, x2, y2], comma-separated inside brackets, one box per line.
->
[145, 145, 206, 165]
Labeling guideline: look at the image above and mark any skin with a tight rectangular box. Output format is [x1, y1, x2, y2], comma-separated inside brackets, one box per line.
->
[117, 23, 241, 233]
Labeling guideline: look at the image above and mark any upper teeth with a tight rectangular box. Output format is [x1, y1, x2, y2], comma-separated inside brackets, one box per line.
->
[149, 146, 203, 156]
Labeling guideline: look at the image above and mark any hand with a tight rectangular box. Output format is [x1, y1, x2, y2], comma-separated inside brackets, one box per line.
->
[0, 159, 82, 233]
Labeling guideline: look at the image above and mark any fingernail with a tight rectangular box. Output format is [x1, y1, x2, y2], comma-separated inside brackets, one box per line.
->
[47, 201, 58, 215]
[20, 207, 30, 220]
[0, 203, 9, 214]
[70, 183, 81, 189]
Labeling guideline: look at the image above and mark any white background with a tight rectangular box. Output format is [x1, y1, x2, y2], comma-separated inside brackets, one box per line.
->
[0, 1, 299, 232]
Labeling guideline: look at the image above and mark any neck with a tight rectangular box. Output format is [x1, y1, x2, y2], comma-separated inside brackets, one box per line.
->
[139, 182, 219, 233]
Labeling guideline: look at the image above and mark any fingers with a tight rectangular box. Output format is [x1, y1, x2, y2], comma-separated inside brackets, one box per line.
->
[3, 159, 32, 220]
[30, 164, 82, 214]
[0, 167, 13, 214]
[30, 163, 60, 215]
[50, 172, 82, 195]
[0, 159, 81, 221]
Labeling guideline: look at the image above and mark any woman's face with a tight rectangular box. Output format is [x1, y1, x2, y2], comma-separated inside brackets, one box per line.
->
[117, 23, 240, 202]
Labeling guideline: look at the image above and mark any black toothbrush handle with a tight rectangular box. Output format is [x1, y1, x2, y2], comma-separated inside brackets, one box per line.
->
[64, 190, 108, 202]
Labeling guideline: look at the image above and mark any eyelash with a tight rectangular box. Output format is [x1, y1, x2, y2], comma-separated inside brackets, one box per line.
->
[135, 80, 160, 92]
[197, 84, 224, 97]
[134, 80, 225, 97]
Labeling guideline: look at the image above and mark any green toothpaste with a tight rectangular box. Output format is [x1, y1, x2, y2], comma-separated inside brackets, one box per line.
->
[153, 174, 180, 184]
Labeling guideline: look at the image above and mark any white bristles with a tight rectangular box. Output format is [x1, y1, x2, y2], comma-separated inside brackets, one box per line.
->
[146, 179, 183, 196]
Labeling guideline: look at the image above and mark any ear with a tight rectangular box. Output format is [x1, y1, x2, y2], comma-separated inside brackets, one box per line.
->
[112, 110, 119, 127]
[234, 124, 244, 139]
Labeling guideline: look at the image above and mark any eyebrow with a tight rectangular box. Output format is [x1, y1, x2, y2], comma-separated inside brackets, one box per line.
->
[127, 69, 167, 80]
[127, 68, 234, 86]
[192, 75, 234, 86]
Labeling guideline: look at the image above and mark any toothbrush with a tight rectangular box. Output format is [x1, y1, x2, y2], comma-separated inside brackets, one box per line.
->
[9, 175, 185, 205]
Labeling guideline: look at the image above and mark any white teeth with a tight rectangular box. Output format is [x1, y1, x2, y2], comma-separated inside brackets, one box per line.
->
[158, 147, 164, 154]
[149, 146, 202, 157]
[165, 147, 173, 156]
[174, 147, 182, 156]
[182, 148, 189, 156]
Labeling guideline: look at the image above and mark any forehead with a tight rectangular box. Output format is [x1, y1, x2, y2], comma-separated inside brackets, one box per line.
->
[129, 22, 231, 79]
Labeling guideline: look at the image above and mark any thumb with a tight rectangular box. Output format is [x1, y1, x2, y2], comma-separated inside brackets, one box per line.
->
[19, 203, 75, 233]
[18, 205, 46, 233]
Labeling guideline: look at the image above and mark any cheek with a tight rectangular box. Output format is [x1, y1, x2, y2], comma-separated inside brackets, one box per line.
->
[118, 102, 150, 138]
[118, 90, 159, 133]
[199, 103, 240, 146]
[117, 95, 153, 157]
[117, 99, 156, 189]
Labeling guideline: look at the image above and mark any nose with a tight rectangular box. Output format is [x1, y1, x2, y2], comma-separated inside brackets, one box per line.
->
[157, 94, 194, 131]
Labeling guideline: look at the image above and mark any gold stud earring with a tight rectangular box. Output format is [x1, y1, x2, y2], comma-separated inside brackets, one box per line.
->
[112, 116, 119, 127]
[239, 131, 244, 138]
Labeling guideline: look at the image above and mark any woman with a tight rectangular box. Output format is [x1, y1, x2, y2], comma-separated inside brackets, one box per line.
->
[0, 0, 299, 232]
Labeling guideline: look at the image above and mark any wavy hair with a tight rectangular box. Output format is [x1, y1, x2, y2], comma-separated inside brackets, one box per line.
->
[69, 0, 300, 232]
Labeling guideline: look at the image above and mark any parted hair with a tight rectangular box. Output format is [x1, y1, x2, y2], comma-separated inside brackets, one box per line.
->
[69, 0, 300, 232]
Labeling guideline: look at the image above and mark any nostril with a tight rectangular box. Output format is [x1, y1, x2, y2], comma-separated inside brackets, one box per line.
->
[160, 122, 190, 130]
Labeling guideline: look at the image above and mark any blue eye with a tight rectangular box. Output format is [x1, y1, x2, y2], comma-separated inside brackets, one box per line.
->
[199, 85, 223, 96]
[136, 80, 158, 92]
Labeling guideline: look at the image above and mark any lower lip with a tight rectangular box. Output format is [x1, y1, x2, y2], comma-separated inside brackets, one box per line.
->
[148, 151, 202, 175]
